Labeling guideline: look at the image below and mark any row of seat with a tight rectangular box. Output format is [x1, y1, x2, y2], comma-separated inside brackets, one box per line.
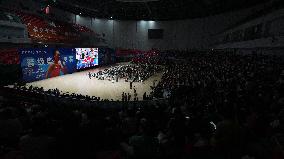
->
[15, 11, 95, 43]
[132, 50, 159, 63]
[72, 23, 94, 33]
[0, 48, 20, 64]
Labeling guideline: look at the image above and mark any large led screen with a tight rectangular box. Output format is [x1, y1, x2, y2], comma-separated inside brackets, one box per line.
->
[76, 48, 99, 69]
[19, 48, 77, 82]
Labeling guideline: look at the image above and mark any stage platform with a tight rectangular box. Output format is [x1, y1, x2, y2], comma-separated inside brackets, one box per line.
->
[25, 63, 163, 101]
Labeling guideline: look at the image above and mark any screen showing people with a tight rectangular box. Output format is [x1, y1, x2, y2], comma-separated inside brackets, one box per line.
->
[76, 48, 99, 69]
[19, 48, 77, 82]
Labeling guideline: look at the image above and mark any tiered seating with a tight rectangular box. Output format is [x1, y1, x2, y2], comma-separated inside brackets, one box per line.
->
[115, 49, 141, 57]
[0, 10, 21, 23]
[72, 23, 94, 33]
[15, 11, 94, 44]
[132, 50, 160, 64]
[0, 9, 28, 43]
[0, 48, 20, 64]
[16, 11, 60, 43]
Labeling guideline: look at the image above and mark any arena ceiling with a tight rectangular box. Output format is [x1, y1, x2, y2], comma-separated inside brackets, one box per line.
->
[56, 0, 271, 20]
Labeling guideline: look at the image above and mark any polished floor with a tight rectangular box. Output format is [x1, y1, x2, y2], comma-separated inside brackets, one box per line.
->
[26, 63, 163, 101]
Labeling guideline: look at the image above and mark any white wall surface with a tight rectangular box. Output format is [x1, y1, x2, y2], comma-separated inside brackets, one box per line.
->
[70, 6, 261, 50]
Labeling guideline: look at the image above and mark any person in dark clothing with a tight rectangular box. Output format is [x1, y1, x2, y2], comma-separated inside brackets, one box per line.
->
[143, 92, 147, 100]
[128, 93, 131, 101]
[124, 93, 128, 102]
[88, 72, 92, 79]
[122, 92, 125, 101]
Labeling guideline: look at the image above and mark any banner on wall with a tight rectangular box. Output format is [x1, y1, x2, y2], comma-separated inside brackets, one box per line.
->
[19, 48, 77, 82]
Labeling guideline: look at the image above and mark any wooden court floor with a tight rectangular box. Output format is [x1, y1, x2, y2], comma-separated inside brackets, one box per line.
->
[26, 64, 163, 101]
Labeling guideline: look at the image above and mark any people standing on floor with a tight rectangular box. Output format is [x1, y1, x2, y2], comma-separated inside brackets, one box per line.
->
[143, 92, 147, 100]
[122, 92, 125, 101]
[134, 91, 138, 101]
[88, 72, 92, 79]
[153, 80, 156, 87]
[126, 93, 128, 102]
[128, 93, 131, 101]
[112, 76, 115, 83]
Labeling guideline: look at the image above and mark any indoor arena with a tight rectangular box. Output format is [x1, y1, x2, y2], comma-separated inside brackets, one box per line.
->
[0, 0, 283, 159]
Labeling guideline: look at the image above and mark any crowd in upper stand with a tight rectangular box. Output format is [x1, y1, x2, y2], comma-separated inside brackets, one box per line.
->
[0, 50, 284, 159]
[90, 64, 162, 83]
[0, 48, 20, 65]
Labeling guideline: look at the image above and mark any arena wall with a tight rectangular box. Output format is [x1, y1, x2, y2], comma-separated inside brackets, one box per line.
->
[0, 0, 270, 50]
[52, 5, 263, 50]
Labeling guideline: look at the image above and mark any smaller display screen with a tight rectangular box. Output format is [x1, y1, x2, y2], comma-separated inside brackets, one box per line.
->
[76, 48, 99, 69]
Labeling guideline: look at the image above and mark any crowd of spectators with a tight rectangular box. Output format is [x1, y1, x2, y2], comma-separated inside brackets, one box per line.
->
[131, 50, 162, 65]
[89, 64, 162, 83]
[10, 85, 105, 102]
[0, 48, 20, 65]
[0, 50, 284, 159]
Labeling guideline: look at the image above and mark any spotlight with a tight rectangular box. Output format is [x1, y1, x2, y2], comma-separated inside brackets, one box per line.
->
[79, 13, 82, 15]
[110, 16, 113, 19]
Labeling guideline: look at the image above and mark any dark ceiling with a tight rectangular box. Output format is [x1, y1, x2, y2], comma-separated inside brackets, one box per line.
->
[55, 0, 272, 20]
